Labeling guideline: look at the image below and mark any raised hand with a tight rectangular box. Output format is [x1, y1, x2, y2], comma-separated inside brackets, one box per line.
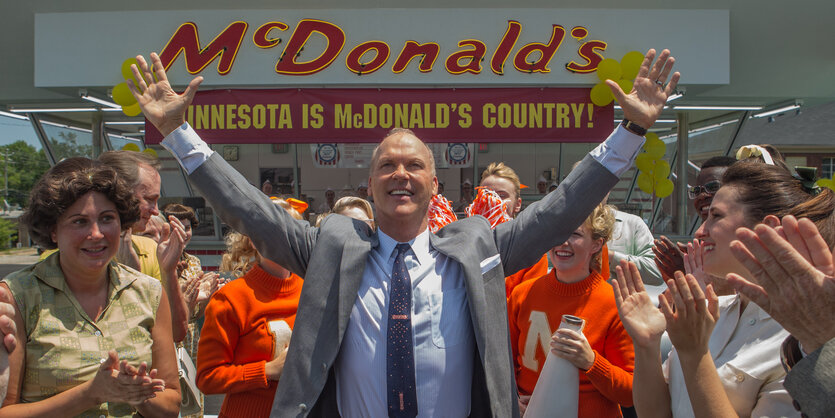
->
[607, 49, 680, 129]
[659, 271, 719, 357]
[181, 274, 201, 314]
[0, 286, 17, 353]
[613, 260, 667, 348]
[157, 216, 187, 275]
[728, 216, 835, 353]
[653, 235, 685, 281]
[127, 53, 203, 137]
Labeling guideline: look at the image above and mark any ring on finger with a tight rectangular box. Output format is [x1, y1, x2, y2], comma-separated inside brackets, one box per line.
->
[655, 80, 664, 87]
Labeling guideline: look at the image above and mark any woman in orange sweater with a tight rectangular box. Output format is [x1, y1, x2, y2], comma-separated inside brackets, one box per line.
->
[196, 199, 304, 417]
[508, 202, 634, 417]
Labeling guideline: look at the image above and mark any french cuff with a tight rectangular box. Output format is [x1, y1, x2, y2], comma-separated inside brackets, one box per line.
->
[589, 125, 645, 177]
[160, 122, 214, 174]
[242, 360, 270, 389]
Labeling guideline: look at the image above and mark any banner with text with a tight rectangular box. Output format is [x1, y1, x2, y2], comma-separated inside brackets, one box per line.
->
[144, 88, 613, 144]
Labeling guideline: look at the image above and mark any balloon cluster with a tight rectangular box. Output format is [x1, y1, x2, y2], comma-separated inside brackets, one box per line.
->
[121, 142, 158, 157]
[110, 58, 150, 117]
[635, 132, 674, 198]
[590, 51, 645, 107]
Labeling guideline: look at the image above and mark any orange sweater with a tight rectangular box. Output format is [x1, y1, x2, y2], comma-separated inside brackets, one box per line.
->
[505, 254, 549, 298]
[196, 264, 303, 418]
[508, 269, 634, 417]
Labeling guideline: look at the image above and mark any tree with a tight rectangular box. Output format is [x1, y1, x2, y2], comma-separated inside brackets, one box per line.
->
[0, 218, 15, 249]
[1, 141, 50, 207]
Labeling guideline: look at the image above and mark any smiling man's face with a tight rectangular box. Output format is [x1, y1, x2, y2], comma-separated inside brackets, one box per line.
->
[368, 132, 437, 239]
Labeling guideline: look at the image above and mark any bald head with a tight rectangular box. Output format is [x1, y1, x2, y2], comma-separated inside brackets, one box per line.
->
[370, 129, 436, 177]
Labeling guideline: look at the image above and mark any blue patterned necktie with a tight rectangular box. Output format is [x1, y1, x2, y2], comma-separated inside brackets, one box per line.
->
[387, 243, 418, 417]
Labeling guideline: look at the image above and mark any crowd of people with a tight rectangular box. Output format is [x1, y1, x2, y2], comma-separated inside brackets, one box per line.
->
[0, 46, 831, 418]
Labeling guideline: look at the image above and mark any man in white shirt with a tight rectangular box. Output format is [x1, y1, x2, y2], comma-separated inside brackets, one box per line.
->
[128, 48, 678, 417]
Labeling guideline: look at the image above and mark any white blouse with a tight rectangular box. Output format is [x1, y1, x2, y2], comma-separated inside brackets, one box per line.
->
[663, 295, 799, 418]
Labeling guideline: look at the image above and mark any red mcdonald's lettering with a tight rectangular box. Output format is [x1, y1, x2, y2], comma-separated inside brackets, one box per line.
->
[566, 40, 607, 73]
[346, 41, 391, 75]
[392, 41, 440, 73]
[513, 25, 566, 74]
[490, 21, 521, 75]
[445, 40, 486, 75]
[275, 19, 346, 75]
[159, 21, 248, 75]
[253, 22, 289, 49]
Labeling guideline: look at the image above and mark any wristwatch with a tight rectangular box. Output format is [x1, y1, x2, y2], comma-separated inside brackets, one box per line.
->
[621, 119, 648, 136]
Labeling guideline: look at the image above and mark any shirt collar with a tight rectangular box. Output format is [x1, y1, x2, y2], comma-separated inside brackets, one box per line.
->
[34, 251, 135, 293]
[377, 227, 433, 266]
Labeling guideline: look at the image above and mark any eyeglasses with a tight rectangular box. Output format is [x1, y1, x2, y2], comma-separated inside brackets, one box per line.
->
[688, 180, 721, 199]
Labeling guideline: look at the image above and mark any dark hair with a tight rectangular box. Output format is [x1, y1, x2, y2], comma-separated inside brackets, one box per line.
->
[22, 158, 140, 249]
[98, 150, 160, 189]
[162, 203, 198, 228]
[701, 156, 736, 169]
[722, 160, 835, 247]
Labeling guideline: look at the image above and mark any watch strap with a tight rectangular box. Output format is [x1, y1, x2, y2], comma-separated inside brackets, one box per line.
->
[621, 119, 648, 136]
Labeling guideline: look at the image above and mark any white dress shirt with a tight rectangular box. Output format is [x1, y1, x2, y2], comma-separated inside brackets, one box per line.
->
[335, 228, 474, 417]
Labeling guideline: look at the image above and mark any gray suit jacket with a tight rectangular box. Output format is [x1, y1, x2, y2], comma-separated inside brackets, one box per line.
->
[784, 338, 835, 418]
[188, 153, 617, 417]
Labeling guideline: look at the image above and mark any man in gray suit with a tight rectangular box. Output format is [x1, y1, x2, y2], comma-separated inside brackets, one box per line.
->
[729, 215, 835, 418]
[128, 48, 678, 417]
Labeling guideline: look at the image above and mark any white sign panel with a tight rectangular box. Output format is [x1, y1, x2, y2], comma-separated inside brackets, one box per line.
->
[35, 9, 728, 87]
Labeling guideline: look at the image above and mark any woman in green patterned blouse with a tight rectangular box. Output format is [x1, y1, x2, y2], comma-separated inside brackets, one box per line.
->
[0, 158, 182, 417]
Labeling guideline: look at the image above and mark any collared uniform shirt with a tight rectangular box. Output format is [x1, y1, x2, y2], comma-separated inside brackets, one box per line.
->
[335, 228, 475, 417]
[663, 295, 799, 418]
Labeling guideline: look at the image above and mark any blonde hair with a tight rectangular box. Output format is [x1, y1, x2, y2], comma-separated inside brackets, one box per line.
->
[584, 203, 616, 272]
[219, 197, 301, 276]
[332, 196, 374, 220]
[480, 162, 521, 202]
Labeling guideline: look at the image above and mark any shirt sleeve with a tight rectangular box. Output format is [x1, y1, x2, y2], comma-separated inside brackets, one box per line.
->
[589, 126, 646, 177]
[196, 289, 270, 394]
[160, 122, 215, 174]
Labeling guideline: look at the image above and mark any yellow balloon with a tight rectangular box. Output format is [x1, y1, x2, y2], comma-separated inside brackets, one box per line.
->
[817, 177, 835, 192]
[637, 172, 654, 194]
[621, 51, 644, 80]
[590, 82, 614, 107]
[643, 138, 666, 158]
[143, 148, 158, 157]
[614, 79, 634, 102]
[111, 83, 137, 106]
[121, 58, 139, 81]
[656, 178, 674, 198]
[122, 102, 142, 117]
[645, 132, 659, 143]
[121, 143, 141, 152]
[635, 153, 653, 172]
[653, 160, 671, 181]
[596, 58, 622, 82]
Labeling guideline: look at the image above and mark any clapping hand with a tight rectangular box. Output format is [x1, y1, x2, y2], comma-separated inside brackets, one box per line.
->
[728, 215, 835, 353]
[659, 271, 719, 357]
[157, 216, 187, 276]
[653, 236, 686, 281]
[613, 260, 667, 349]
[88, 351, 165, 407]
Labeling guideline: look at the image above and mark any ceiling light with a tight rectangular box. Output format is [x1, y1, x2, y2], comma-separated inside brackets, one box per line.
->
[666, 92, 684, 102]
[105, 121, 146, 125]
[0, 110, 28, 120]
[673, 105, 763, 111]
[80, 92, 121, 109]
[753, 103, 802, 118]
[10, 107, 122, 113]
